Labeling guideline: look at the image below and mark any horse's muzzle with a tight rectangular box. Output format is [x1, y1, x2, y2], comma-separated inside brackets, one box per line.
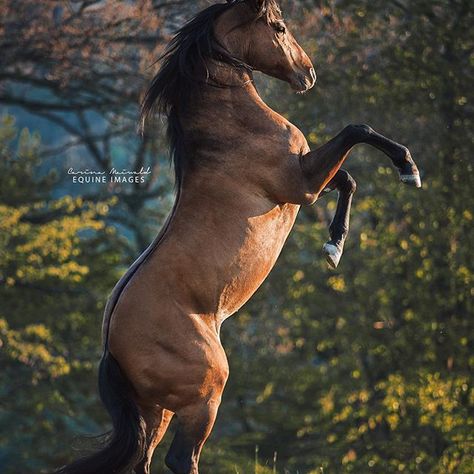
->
[291, 68, 317, 93]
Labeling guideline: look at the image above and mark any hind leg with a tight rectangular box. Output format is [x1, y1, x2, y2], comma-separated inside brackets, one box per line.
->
[165, 398, 221, 474]
[118, 316, 229, 474]
[165, 346, 228, 474]
[135, 406, 174, 474]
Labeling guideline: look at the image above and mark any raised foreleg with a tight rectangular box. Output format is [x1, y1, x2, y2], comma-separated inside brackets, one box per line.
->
[320, 169, 357, 268]
[300, 124, 421, 197]
[298, 125, 420, 265]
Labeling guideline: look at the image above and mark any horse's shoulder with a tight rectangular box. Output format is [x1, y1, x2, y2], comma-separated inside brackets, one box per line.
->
[263, 107, 309, 153]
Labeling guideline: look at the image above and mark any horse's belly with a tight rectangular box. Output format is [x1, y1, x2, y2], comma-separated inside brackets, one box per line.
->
[110, 202, 300, 338]
[216, 204, 299, 319]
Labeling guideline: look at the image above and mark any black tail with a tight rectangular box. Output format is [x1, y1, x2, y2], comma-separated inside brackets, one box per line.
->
[56, 352, 146, 474]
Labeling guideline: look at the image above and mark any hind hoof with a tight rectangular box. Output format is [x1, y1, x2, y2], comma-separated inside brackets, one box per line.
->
[400, 173, 422, 188]
[323, 242, 343, 269]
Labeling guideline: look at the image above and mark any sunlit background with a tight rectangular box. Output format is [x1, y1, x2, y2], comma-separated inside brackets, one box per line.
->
[0, 0, 472, 472]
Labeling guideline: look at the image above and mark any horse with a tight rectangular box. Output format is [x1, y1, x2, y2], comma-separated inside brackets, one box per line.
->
[57, 1, 421, 473]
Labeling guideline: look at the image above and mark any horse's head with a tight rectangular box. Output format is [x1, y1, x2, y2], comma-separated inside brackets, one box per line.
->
[215, 0, 316, 93]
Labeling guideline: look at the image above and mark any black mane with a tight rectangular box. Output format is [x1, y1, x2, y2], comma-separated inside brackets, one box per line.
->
[139, 0, 281, 188]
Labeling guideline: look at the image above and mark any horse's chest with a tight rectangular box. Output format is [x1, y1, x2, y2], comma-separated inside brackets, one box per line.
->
[217, 204, 299, 319]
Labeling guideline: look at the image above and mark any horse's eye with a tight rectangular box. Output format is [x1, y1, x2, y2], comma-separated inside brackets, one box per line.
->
[274, 22, 286, 34]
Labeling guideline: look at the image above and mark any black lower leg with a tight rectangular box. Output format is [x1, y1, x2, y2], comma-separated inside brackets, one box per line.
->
[358, 126, 421, 186]
[300, 124, 420, 194]
[322, 169, 356, 268]
[165, 428, 196, 474]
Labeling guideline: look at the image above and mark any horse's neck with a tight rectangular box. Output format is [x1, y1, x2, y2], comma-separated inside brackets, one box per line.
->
[178, 63, 306, 206]
[191, 62, 288, 129]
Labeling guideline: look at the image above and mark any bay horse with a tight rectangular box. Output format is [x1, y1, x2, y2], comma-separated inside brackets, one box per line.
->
[58, 1, 421, 473]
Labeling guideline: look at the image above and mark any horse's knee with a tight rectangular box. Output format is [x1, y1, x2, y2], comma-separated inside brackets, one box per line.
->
[336, 169, 357, 194]
[344, 123, 373, 140]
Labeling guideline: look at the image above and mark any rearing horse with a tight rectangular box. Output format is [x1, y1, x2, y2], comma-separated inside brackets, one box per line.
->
[58, 1, 421, 473]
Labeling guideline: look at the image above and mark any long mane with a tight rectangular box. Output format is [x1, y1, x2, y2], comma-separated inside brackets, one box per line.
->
[139, 0, 281, 188]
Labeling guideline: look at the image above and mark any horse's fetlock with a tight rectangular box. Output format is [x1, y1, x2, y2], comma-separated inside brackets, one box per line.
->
[329, 225, 349, 241]
[400, 145, 412, 162]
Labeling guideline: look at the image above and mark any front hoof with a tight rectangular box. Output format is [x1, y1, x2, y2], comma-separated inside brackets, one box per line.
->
[400, 172, 422, 188]
[323, 242, 343, 269]
[398, 153, 422, 188]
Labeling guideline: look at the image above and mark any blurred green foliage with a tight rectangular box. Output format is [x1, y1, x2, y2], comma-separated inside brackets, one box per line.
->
[1, 0, 473, 473]
[0, 115, 125, 471]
